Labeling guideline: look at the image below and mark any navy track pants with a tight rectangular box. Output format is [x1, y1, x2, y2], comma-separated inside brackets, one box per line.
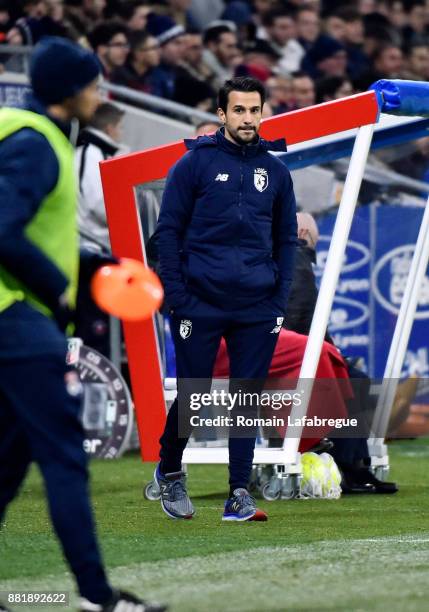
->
[159, 310, 281, 490]
[0, 355, 111, 604]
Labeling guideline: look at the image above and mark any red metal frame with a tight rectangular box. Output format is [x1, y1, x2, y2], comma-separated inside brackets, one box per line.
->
[99, 91, 379, 461]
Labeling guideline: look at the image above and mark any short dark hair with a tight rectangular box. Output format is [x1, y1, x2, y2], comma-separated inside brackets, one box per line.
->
[186, 27, 203, 36]
[217, 77, 266, 112]
[315, 76, 349, 103]
[88, 21, 129, 51]
[89, 102, 125, 131]
[203, 25, 234, 45]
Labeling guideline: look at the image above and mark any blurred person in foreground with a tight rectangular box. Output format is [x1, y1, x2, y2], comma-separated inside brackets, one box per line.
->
[0, 37, 166, 612]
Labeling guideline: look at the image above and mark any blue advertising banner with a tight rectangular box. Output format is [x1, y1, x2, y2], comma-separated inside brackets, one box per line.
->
[0, 81, 31, 107]
[316, 206, 371, 370]
[316, 204, 429, 380]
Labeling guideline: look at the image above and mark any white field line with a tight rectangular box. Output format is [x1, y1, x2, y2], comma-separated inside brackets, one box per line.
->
[1, 533, 429, 611]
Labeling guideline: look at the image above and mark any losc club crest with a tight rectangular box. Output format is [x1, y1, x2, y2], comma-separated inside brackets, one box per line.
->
[254, 167, 268, 192]
[179, 319, 192, 339]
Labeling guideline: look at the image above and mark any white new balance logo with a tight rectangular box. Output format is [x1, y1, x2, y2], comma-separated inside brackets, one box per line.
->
[270, 317, 284, 334]
[215, 173, 229, 182]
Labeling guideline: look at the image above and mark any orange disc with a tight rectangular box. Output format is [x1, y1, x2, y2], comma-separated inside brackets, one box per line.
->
[91, 258, 164, 321]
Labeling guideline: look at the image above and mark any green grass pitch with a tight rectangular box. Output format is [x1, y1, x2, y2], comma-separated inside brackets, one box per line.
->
[1, 438, 429, 611]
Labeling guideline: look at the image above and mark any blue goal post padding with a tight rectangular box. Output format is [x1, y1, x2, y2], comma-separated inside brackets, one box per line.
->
[280, 117, 429, 170]
[370, 79, 429, 116]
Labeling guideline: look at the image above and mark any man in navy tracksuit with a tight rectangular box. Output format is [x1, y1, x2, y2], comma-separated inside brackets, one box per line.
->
[154, 76, 297, 522]
[0, 38, 165, 612]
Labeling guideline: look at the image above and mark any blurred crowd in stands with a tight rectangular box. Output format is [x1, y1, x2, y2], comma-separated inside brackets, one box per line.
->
[0, 0, 428, 117]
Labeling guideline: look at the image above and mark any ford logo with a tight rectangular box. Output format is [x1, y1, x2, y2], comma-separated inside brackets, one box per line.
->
[329, 296, 369, 331]
[316, 237, 370, 276]
[372, 245, 429, 319]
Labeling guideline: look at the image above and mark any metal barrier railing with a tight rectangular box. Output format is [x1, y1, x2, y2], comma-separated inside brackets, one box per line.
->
[0, 44, 32, 74]
[101, 82, 218, 124]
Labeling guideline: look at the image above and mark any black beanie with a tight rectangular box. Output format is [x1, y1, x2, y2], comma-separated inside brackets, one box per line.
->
[30, 37, 101, 105]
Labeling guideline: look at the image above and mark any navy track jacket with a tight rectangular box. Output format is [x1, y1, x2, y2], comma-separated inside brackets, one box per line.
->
[155, 128, 297, 316]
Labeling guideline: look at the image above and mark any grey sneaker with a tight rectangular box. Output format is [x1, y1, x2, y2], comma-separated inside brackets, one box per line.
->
[222, 488, 268, 522]
[154, 466, 195, 519]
